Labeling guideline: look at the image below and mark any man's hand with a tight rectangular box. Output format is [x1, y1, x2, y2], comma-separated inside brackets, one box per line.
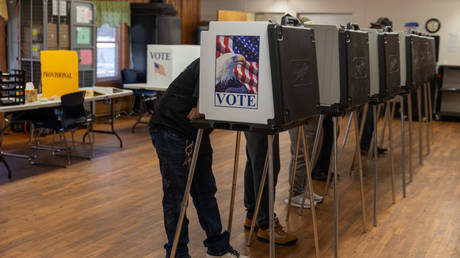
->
[186, 101, 204, 120]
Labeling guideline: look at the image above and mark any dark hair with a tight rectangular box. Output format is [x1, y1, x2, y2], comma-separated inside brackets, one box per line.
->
[370, 17, 393, 28]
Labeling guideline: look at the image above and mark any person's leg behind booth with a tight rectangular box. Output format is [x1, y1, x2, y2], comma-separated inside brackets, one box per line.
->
[243, 131, 297, 245]
[311, 115, 334, 181]
[151, 128, 246, 258]
[285, 116, 323, 208]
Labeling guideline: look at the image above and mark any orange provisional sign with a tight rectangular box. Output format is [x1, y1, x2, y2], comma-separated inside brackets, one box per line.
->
[41, 50, 79, 98]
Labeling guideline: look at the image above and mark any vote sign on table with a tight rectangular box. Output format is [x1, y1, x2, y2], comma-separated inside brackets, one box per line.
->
[147, 45, 200, 88]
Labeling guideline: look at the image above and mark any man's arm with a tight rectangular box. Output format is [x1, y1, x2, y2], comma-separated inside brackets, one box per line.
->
[186, 100, 204, 120]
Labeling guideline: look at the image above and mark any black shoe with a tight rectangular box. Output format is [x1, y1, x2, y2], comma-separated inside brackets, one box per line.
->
[311, 169, 328, 181]
[377, 147, 387, 154]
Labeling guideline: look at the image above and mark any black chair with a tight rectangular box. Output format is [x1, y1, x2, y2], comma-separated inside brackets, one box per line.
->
[121, 69, 157, 132]
[31, 91, 92, 167]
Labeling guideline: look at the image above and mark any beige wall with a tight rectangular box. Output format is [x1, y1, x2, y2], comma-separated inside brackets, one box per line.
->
[202, 0, 460, 65]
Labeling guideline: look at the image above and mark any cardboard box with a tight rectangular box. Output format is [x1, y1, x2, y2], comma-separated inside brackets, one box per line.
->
[47, 23, 58, 49]
[22, 25, 43, 42]
[22, 43, 42, 59]
[59, 24, 70, 48]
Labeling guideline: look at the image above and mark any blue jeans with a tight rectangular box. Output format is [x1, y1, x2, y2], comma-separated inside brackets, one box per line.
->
[150, 128, 231, 258]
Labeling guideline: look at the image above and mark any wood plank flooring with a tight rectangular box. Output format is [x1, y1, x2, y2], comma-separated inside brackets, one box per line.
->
[0, 115, 458, 257]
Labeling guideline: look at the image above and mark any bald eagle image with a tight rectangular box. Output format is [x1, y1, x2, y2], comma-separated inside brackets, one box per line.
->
[215, 53, 249, 93]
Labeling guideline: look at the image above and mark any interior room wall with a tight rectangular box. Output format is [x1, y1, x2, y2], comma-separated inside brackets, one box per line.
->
[202, 0, 460, 66]
[0, 17, 6, 71]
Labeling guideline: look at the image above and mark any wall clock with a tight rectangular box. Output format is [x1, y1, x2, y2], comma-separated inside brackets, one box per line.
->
[425, 18, 441, 33]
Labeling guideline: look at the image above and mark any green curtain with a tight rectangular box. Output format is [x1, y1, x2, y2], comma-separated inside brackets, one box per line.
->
[92, 1, 130, 28]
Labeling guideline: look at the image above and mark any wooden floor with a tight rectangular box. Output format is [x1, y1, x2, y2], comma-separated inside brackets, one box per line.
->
[0, 115, 458, 258]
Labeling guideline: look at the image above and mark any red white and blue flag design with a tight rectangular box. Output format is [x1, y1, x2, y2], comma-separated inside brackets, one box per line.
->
[215, 35, 260, 94]
[154, 62, 166, 76]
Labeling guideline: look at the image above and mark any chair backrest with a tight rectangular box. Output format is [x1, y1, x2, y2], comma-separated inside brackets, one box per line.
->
[60, 91, 87, 128]
[121, 69, 138, 84]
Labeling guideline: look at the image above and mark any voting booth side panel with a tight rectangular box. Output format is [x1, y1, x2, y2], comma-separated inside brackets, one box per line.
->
[200, 22, 275, 125]
[366, 29, 380, 97]
[399, 33, 407, 88]
[267, 24, 320, 126]
[379, 33, 401, 97]
[172, 46, 200, 81]
[147, 45, 173, 87]
[345, 30, 371, 108]
[306, 25, 341, 108]
[41, 50, 79, 98]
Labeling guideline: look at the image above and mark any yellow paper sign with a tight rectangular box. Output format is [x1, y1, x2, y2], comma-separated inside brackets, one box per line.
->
[41, 50, 79, 98]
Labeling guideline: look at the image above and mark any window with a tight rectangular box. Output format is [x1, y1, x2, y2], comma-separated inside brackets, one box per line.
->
[96, 24, 118, 79]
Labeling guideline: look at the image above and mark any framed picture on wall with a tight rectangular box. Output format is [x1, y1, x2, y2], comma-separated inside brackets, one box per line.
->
[297, 12, 352, 26]
[254, 12, 285, 24]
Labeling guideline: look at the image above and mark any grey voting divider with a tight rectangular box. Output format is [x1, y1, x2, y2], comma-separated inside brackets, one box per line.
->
[378, 32, 401, 98]
[70, 1, 96, 87]
[304, 24, 370, 113]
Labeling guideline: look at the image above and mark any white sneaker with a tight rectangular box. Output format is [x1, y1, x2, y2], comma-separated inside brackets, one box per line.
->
[206, 248, 249, 258]
[284, 193, 321, 209]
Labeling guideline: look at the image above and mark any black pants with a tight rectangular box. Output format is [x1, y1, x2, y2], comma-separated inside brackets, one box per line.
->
[243, 132, 280, 230]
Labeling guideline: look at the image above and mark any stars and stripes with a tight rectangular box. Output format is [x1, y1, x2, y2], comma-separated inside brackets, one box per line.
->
[216, 35, 260, 94]
[154, 62, 166, 76]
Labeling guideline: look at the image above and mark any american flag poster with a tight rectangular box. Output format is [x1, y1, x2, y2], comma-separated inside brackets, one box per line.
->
[214, 35, 260, 109]
[154, 62, 166, 76]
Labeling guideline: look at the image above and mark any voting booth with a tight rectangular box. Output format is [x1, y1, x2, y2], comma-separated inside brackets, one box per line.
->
[304, 24, 370, 112]
[199, 21, 320, 130]
[146, 45, 200, 88]
[423, 36, 437, 82]
[363, 29, 401, 100]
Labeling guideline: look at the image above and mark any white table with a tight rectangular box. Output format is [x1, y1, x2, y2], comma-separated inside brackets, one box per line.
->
[0, 87, 132, 179]
[123, 83, 168, 92]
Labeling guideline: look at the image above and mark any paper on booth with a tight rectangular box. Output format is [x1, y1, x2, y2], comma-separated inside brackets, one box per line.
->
[200, 22, 274, 125]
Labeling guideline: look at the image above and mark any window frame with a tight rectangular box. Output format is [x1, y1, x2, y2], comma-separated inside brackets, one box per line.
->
[96, 24, 119, 83]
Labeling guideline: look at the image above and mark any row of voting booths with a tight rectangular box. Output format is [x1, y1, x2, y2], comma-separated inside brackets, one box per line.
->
[172, 19, 437, 258]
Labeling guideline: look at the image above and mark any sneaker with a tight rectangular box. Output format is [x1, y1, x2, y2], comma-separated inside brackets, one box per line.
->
[243, 216, 258, 231]
[256, 217, 298, 245]
[206, 247, 249, 258]
[284, 194, 320, 209]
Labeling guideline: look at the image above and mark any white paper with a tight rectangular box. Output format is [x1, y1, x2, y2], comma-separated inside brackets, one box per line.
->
[448, 33, 459, 53]
[76, 6, 90, 24]
[52, 0, 67, 16]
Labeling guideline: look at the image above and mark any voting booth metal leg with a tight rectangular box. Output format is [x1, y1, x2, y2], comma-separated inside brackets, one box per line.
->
[423, 83, 430, 155]
[368, 104, 383, 160]
[228, 131, 242, 237]
[407, 94, 414, 183]
[417, 87, 423, 165]
[349, 104, 369, 175]
[372, 105, 378, 227]
[387, 100, 396, 204]
[332, 116, 339, 258]
[299, 115, 325, 216]
[268, 134, 276, 258]
[247, 152, 269, 247]
[286, 126, 301, 222]
[300, 126, 321, 258]
[324, 113, 353, 197]
[379, 102, 389, 148]
[353, 113, 368, 233]
[400, 95, 407, 198]
[170, 129, 204, 258]
[427, 82, 433, 143]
